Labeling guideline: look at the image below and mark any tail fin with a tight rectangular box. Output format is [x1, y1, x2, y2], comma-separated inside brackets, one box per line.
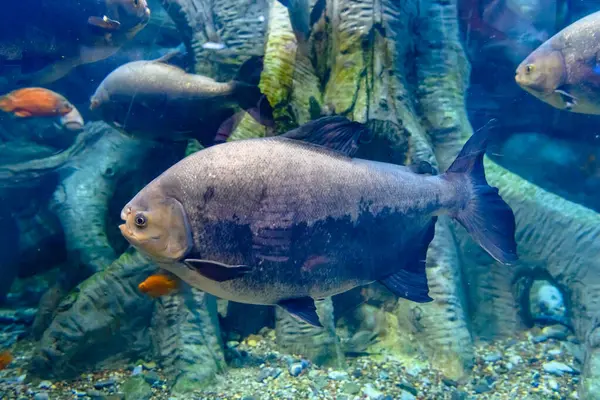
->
[232, 56, 274, 127]
[0, 96, 13, 113]
[444, 122, 518, 265]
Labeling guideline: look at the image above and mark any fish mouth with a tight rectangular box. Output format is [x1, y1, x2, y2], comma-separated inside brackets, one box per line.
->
[119, 206, 137, 243]
[89, 99, 100, 111]
[119, 223, 136, 242]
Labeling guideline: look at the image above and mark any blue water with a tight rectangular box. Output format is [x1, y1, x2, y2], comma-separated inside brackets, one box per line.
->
[0, 0, 599, 399]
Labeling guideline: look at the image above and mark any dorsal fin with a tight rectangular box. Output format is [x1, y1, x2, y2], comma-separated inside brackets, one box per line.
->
[152, 44, 187, 65]
[280, 116, 370, 157]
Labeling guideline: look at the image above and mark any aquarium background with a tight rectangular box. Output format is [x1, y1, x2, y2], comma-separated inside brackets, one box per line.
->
[1, 0, 600, 399]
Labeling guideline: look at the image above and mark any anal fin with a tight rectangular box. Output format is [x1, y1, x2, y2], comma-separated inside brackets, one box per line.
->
[184, 259, 252, 282]
[379, 217, 436, 303]
[278, 297, 323, 327]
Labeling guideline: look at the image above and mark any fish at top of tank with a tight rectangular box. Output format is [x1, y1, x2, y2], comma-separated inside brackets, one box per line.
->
[0, 0, 151, 88]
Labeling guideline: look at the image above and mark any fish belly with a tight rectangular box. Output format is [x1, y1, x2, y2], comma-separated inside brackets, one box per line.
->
[178, 209, 429, 305]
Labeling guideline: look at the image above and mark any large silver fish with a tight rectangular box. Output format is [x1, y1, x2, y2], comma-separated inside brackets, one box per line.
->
[119, 116, 518, 326]
[515, 10, 600, 114]
[90, 54, 272, 143]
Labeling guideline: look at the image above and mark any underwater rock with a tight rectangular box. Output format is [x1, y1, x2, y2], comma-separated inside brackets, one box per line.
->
[455, 158, 600, 399]
[220, 302, 273, 339]
[529, 280, 567, 323]
[160, 0, 268, 78]
[0, 209, 20, 302]
[30, 249, 155, 378]
[122, 376, 153, 400]
[543, 361, 577, 376]
[275, 297, 344, 368]
[0, 122, 103, 190]
[151, 286, 225, 393]
[33, 122, 157, 336]
[50, 122, 151, 278]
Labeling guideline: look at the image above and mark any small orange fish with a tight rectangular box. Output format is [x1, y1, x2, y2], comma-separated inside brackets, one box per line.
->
[0, 350, 13, 370]
[0, 88, 74, 118]
[138, 274, 179, 298]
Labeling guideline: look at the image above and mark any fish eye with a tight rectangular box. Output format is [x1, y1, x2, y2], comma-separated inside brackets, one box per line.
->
[525, 64, 535, 74]
[133, 0, 139, 6]
[134, 212, 147, 228]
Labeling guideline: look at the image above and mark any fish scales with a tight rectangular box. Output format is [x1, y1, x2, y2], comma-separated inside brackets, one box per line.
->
[120, 116, 517, 326]
[129, 138, 460, 304]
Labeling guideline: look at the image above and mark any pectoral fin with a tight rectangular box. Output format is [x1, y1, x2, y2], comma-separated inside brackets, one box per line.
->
[14, 110, 32, 117]
[184, 259, 252, 282]
[88, 16, 121, 31]
[555, 88, 578, 110]
[278, 297, 323, 327]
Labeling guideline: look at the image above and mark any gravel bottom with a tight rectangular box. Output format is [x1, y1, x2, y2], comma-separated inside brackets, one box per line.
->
[0, 326, 581, 400]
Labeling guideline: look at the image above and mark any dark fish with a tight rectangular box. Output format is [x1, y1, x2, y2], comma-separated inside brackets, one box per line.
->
[119, 116, 517, 327]
[90, 54, 273, 143]
[515, 10, 600, 114]
[0, 0, 150, 86]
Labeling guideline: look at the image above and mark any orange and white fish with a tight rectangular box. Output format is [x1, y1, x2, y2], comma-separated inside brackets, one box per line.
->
[0, 88, 73, 118]
[138, 274, 179, 298]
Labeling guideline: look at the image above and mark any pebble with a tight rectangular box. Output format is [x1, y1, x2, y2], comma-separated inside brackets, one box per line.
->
[543, 361, 576, 376]
[483, 352, 502, 362]
[450, 390, 468, 400]
[71, 389, 87, 397]
[548, 348, 562, 356]
[142, 361, 156, 370]
[313, 376, 328, 390]
[400, 390, 416, 400]
[532, 335, 548, 343]
[86, 390, 105, 399]
[397, 382, 417, 395]
[508, 355, 523, 365]
[226, 341, 240, 349]
[288, 362, 306, 377]
[342, 382, 361, 395]
[131, 365, 143, 376]
[442, 378, 458, 387]
[473, 380, 491, 393]
[37, 381, 52, 389]
[362, 383, 384, 400]
[378, 371, 389, 380]
[405, 365, 422, 377]
[33, 393, 49, 400]
[94, 378, 116, 389]
[542, 325, 569, 341]
[328, 370, 349, 381]
[548, 378, 559, 391]
[143, 371, 161, 385]
[122, 376, 153, 400]
[256, 367, 282, 382]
